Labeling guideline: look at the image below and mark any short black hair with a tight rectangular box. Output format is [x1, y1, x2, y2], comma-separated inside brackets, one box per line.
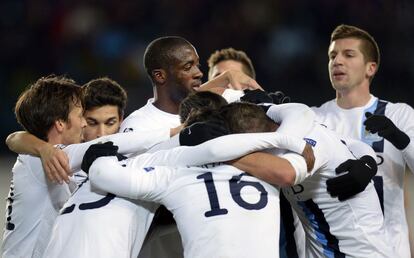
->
[179, 91, 228, 123]
[83, 77, 127, 119]
[143, 36, 192, 81]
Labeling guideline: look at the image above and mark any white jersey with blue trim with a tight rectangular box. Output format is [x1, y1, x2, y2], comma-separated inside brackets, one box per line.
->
[91, 157, 281, 258]
[313, 95, 414, 257]
[282, 123, 392, 257]
[1, 155, 73, 258]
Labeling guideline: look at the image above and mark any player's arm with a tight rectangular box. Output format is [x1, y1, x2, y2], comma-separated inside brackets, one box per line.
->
[132, 131, 307, 167]
[64, 129, 171, 172]
[6, 131, 70, 184]
[198, 70, 263, 91]
[89, 156, 170, 201]
[264, 103, 316, 138]
[228, 145, 314, 187]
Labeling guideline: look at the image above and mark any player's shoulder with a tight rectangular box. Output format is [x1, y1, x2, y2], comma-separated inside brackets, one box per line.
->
[380, 98, 414, 120]
[312, 99, 336, 113]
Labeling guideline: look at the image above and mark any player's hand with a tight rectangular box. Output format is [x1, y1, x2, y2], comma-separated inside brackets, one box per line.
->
[301, 143, 315, 172]
[179, 120, 230, 146]
[39, 144, 70, 184]
[326, 155, 377, 201]
[364, 112, 410, 149]
[81, 142, 119, 173]
[240, 89, 273, 104]
[226, 70, 263, 90]
[268, 91, 290, 104]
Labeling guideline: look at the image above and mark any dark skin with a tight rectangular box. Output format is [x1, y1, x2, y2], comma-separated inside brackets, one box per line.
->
[152, 44, 203, 114]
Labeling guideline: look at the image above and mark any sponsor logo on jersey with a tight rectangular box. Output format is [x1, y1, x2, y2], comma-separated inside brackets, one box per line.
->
[304, 138, 317, 147]
[143, 167, 155, 172]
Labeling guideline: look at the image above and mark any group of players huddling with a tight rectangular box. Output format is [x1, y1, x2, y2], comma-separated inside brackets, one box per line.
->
[2, 24, 414, 258]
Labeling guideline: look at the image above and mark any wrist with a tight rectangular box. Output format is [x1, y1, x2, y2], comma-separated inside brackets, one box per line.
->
[388, 129, 410, 150]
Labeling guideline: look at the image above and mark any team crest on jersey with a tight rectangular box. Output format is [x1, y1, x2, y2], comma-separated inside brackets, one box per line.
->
[143, 167, 155, 172]
[123, 128, 133, 132]
[304, 138, 317, 147]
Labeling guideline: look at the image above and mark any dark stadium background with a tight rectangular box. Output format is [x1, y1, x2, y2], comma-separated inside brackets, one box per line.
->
[0, 0, 413, 251]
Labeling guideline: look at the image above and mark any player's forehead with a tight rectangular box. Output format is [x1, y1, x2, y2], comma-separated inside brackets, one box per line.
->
[170, 45, 199, 66]
[328, 38, 362, 54]
[84, 105, 120, 121]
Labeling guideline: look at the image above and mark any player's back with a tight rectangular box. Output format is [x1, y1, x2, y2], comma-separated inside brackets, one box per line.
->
[43, 177, 158, 258]
[160, 164, 281, 258]
[2, 155, 71, 258]
[282, 124, 392, 257]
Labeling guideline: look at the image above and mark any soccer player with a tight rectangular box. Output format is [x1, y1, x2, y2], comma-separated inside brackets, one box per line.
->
[1, 75, 86, 258]
[120, 36, 262, 258]
[220, 103, 392, 257]
[82, 105, 314, 258]
[43, 128, 309, 258]
[313, 24, 414, 257]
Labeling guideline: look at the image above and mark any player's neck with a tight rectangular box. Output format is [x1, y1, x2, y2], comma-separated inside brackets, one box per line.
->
[335, 86, 371, 109]
[152, 88, 180, 115]
[46, 130, 63, 145]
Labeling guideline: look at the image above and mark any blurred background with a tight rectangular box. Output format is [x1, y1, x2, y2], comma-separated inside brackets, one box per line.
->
[0, 0, 413, 252]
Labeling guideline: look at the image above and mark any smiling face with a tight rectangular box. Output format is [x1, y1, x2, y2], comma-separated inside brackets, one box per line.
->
[82, 105, 121, 141]
[328, 38, 377, 92]
[166, 45, 203, 102]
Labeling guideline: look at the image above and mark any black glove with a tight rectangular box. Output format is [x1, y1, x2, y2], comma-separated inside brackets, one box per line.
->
[326, 155, 377, 201]
[179, 120, 230, 146]
[364, 112, 410, 149]
[241, 89, 273, 104]
[81, 141, 119, 173]
[268, 91, 290, 104]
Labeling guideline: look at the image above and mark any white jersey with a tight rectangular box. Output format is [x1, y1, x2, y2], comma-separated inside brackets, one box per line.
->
[282, 123, 393, 257]
[120, 98, 180, 133]
[43, 170, 156, 258]
[119, 98, 182, 258]
[90, 157, 285, 258]
[313, 95, 414, 257]
[46, 131, 303, 258]
[1, 155, 72, 258]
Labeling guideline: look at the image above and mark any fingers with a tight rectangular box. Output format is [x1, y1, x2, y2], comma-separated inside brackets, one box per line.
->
[334, 159, 353, 174]
[365, 112, 373, 118]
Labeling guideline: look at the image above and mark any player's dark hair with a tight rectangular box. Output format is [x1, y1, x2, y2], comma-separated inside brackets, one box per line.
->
[331, 24, 380, 82]
[179, 91, 228, 123]
[144, 36, 192, 82]
[83, 77, 127, 119]
[14, 75, 83, 141]
[208, 48, 256, 79]
[219, 102, 275, 133]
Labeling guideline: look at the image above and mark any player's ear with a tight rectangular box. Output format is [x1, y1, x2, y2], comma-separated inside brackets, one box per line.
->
[152, 69, 167, 85]
[54, 119, 65, 133]
[366, 62, 377, 78]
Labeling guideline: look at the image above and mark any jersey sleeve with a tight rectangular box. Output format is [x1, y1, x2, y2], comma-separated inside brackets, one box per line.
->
[278, 152, 308, 185]
[63, 129, 170, 172]
[266, 103, 316, 138]
[341, 137, 377, 160]
[89, 156, 173, 202]
[222, 89, 244, 103]
[393, 103, 414, 173]
[130, 132, 306, 167]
